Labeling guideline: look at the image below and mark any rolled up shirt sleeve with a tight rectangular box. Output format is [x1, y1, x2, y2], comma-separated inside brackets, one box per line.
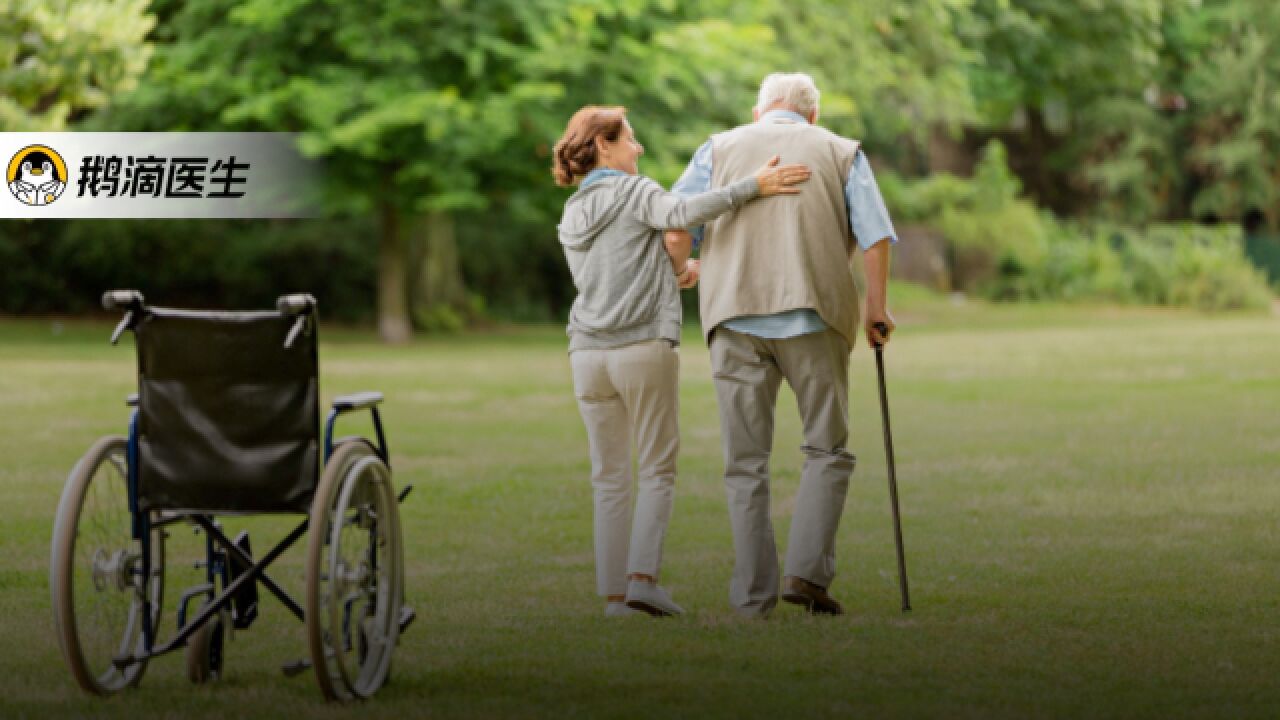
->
[847, 149, 897, 251]
[672, 140, 714, 251]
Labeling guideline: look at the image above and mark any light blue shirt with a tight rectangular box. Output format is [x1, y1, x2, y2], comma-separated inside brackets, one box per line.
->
[672, 109, 898, 339]
[580, 167, 627, 188]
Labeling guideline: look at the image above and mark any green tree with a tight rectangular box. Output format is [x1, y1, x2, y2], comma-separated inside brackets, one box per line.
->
[1182, 0, 1280, 228]
[769, 0, 978, 166]
[1074, 0, 1280, 229]
[0, 0, 155, 131]
[964, 0, 1166, 209]
[967, 0, 1164, 123]
[101, 0, 780, 341]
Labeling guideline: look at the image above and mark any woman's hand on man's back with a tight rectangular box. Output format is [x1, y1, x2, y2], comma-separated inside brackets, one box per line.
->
[754, 154, 811, 196]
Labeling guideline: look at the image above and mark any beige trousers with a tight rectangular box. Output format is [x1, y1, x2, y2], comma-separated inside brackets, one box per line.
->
[709, 326, 855, 616]
[570, 340, 679, 597]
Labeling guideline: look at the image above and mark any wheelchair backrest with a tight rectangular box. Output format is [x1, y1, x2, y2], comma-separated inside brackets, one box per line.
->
[134, 308, 318, 513]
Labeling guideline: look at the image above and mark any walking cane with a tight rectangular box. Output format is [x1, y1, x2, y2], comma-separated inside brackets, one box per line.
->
[873, 322, 911, 612]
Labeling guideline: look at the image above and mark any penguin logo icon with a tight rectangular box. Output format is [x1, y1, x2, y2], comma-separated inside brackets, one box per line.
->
[7, 144, 69, 206]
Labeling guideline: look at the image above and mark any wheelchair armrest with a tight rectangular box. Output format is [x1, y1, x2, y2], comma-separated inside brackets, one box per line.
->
[325, 392, 390, 466]
[331, 391, 384, 413]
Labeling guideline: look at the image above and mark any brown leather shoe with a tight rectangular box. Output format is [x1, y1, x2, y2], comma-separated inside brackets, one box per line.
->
[782, 576, 844, 615]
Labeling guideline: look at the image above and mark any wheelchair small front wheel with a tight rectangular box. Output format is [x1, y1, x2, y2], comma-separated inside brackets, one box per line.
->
[184, 601, 226, 684]
[51, 436, 165, 695]
[305, 440, 404, 702]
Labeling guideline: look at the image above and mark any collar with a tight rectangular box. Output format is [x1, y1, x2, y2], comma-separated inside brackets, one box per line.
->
[580, 167, 627, 188]
[760, 109, 809, 125]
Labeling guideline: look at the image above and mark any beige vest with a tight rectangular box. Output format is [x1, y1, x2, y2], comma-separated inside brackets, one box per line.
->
[700, 120, 861, 347]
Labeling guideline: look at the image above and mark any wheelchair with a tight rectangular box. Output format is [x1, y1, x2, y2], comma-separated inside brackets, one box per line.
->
[49, 290, 414, 702]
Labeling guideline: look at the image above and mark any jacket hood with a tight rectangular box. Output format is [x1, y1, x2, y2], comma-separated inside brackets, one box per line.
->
[558, 177, 633, 251]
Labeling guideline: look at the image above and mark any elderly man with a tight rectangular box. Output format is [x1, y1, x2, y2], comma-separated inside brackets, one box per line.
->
[669, 72, 897, 617]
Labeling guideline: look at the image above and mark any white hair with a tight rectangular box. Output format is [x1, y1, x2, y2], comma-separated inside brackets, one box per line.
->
[755, 73, 820, 116]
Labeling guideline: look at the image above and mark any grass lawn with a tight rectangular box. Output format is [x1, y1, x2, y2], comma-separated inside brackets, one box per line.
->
[1, 288, 1278, 718]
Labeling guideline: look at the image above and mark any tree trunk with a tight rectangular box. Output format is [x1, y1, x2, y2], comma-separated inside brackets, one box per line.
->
[927, 124, 971, 175]
[376, 199, 412, 344]
[410, 209, 468, 329]
[1023, 106, 1071, 215]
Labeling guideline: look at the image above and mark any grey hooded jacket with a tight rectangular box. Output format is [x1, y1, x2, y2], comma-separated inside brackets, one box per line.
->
[558, 173, 759, 351]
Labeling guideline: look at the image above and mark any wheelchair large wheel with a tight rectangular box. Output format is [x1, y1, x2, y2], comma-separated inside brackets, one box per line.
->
[51, 436, 165, 695]
[305, 440, 403, 701]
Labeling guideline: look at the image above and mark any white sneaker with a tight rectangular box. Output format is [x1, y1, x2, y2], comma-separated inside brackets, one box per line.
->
[605, 601, 640, 617]
[624, 580, 685, 616]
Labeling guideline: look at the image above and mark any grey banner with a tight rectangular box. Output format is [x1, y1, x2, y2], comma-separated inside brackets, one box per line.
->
[1, 133, 322, 218]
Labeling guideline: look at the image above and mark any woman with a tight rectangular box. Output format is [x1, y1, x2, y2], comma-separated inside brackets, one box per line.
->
[553, 105, 809, 617]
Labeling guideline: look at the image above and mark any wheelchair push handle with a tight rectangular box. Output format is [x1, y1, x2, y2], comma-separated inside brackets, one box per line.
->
[276, 293, 316, 316]
[102, 289, 145, 312]
[277, 294, 317, 349]
[103, 289, 146, 345]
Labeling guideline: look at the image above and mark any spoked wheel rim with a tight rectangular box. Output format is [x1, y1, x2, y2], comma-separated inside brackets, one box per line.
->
[51, 436, 164, 695]
[307, 442, 402, 701]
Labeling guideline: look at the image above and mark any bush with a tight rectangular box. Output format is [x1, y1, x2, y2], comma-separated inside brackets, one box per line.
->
[880, 140, 1272, 311]
[1018, 226, 1134, 303]
[0, 206, 574, 325]
[883, 140, 1056, 293]
[1013, 223, 1272, 311]
[0, 217, 378, 321]
[1154, 226, 1273, 310]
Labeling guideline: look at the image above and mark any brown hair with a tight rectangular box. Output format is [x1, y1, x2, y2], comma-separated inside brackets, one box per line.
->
[551, 105, 628, 187]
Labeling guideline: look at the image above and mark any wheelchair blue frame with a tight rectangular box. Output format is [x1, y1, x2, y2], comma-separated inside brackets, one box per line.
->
[324, 404, 390, 466]
[114, 398, 393, 671]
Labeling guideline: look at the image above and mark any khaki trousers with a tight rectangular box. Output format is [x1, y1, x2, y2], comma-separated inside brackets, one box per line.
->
[709, 326, 855, 616]
[570, 340, 679, 597]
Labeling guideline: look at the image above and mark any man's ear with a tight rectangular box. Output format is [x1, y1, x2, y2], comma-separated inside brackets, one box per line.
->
[808, 107, 820, 124]
[752, 107, 761, 122]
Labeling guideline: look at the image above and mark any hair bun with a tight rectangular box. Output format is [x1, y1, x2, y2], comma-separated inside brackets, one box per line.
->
[550, 106, 628, 187]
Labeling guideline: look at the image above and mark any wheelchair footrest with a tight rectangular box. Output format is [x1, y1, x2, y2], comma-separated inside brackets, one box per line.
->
[281, 658, 311, 678]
